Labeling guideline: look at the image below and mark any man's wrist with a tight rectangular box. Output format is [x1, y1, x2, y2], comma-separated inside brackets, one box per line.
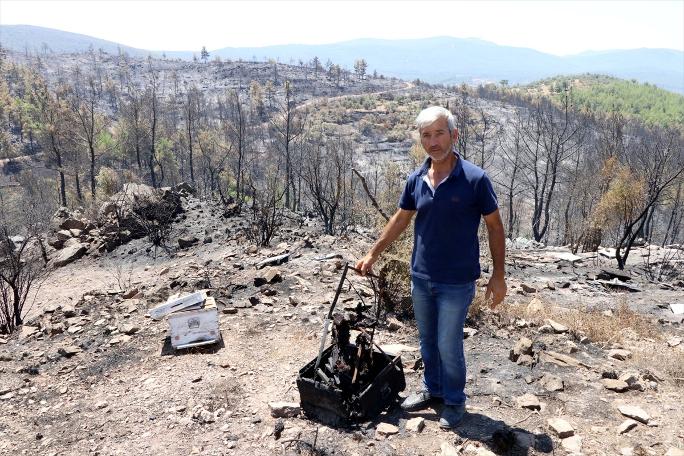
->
[491, 269, 505, 279]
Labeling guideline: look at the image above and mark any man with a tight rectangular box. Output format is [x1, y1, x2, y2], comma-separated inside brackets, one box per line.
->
[356, 106, 506, 429]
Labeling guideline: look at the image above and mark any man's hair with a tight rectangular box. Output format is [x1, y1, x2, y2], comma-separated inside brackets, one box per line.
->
[415, 106, 455, 133]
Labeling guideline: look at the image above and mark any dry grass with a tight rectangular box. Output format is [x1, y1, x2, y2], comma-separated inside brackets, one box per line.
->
[632, 346, 684, 386]
[491, 295, 661, 345]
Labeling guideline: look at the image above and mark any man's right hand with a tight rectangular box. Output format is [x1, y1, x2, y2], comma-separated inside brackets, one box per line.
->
[355, 254, 377, 276]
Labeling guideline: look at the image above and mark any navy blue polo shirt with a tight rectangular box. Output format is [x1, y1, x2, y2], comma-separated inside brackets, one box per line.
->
[398, 153, 498, 284]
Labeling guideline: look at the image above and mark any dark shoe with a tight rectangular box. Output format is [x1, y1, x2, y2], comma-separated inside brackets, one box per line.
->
[439, 404, 466, 429]
[401, 390, 440, 411]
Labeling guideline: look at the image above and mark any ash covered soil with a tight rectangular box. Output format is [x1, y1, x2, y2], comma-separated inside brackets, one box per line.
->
[1, 190, 683, 456]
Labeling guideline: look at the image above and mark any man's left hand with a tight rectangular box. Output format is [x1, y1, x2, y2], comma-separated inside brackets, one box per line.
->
[485, 275, 507, 308]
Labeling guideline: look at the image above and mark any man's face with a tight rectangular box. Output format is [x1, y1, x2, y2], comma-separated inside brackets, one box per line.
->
[419, 117, 458, 163]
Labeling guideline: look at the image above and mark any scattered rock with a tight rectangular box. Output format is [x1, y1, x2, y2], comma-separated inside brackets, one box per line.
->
[521, 283, 537, 293]
[405, 417, 425, 433]
[375, 422, 399, 437]
[387, 317, 404, 331]
[19, 326, 39, 339]
[463, 327, 478, 338]
[509, 337, 533, 362]
[53, 241, 88, 267]
[666, 336, 682, 347]
[618, 405, 650, 424]
[546, 319, 569, 333]
[616, 419, 639, 434]
[525, 297, 545, 314]
[268, 402, 300, 418]
[440, 442, 459, 456]
[119, 324, 140, 335]
[254, 267, 282, 286]
[61, 304, 77, 318]
[57, 345, 82, 358]
[602, 378, 630, 392]
[547, 417, 574, 438]
[95, 400, 109, 410]
[178, 236, 199, 249]
[609, 349, 633, 361]
[561, 435, 582, 453]
[516, 393, 541, 410]
[59, 218, 86, 231]
[122, 288, 139, 299]
[517, 354, 535, 366]
[597, 268, 631, 282]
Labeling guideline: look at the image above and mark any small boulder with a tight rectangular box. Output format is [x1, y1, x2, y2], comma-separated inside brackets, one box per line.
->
[509, 337, 533, 362]
[539, 374, 564, 391]
[516, 393, 541, 410]
[609, 349, 633, 361]
[405, 417, 425, 433]
[546, 319, 569, 334]
[268, 402, 300, 418]
[53, 241, 87, 267]
[521, 283, 537, 293]
[602, 378, 629, 392]
[122, 288, 139, 299]
[58, 345, 82, 358]
[547, 417, 574, 438]
[561, 435, 582, 453]
[178, 236, 199, 249]
[616, 419, 638, 435]
[59, 218, 86, 231]
[618, 405, 650, 424]
[375, 422, 399, 437]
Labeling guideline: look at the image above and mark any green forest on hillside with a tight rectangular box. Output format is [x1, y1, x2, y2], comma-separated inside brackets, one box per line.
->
[525, 74, 684, 128]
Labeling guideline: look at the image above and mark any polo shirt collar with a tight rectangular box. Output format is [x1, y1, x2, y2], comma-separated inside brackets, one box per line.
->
[419, 150, 463, 179]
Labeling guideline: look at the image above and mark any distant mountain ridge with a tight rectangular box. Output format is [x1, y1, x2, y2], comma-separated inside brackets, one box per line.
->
[1, 25, 682, 93]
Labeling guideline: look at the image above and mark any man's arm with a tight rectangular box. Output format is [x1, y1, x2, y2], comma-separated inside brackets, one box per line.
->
[483, 208, 507, 307]
[356, 208, 415, 275]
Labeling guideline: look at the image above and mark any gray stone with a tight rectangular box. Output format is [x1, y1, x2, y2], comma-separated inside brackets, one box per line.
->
[616, 419, 638, 434]
[19, 326, 39, 339]
[609, 349, 633, 361]
[56, 230, 72, 242]
[463, 327, 478, 338]
[539, 374, 565, 391]
[547, 319, 569, 333]
[516, 393, 541, 410]
[509, 337, 533, 362]
[602, 378, 630, 392]
[405, 417, 425, 433]
[61, 304, 77, 318]
[119, 324, 140, 335]
[268, 402, 300, 418]
[122, 288, 139, 299]
[59, 218, 86, 231]
[618, 405, 650, 424]
[53, 241, 87, 267]
[254, 267, 282, 286]
[561, 435, 582, 453]
[58, 345, 82, 357]
[547, 417, 574, 438]
[178, 236, 199, 249]
[375, 422, 399, 437]
[521, 283, 537, 293]
[517, 354, 535, 366]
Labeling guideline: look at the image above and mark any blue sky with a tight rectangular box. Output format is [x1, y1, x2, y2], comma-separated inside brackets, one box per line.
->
[0, 0, 682, 55]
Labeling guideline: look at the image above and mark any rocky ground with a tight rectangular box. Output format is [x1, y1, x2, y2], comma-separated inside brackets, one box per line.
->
[1, 187, 683, 456]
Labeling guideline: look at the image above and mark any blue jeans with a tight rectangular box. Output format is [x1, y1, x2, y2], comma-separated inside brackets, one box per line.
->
[411, 276, 475, 406]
